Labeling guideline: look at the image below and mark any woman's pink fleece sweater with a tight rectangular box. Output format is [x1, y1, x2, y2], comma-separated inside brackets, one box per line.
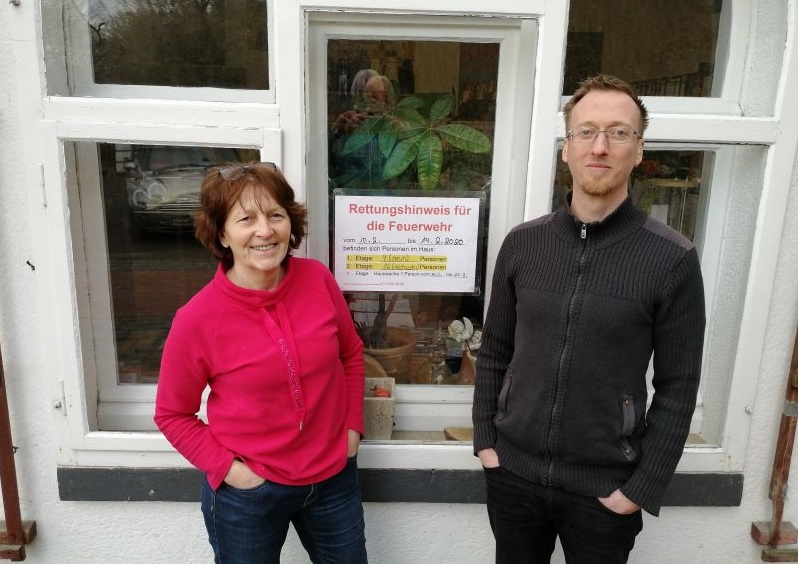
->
[155, 257, 365, 489]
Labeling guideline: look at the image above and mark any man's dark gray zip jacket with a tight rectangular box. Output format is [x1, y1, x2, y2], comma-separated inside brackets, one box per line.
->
[473, 195, 705, 516]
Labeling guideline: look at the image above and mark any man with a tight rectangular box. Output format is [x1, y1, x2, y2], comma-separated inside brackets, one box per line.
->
[472, 74, 705, 563]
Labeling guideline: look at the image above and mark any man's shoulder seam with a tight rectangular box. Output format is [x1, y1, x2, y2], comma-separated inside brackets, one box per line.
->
[641, 216, 694, 252]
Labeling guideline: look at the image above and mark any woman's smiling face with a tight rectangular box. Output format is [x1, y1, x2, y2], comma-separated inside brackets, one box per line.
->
[220, 185, 291, 290]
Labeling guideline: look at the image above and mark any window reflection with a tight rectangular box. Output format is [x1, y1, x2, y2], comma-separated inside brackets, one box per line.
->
[565, 0, 723, 96]
[88, 0, 268, 89]
[553, 149, 708, 242]
[327, 40, 497, 386]
[99, 143, 258, 384]
[328, 41, 495, 192]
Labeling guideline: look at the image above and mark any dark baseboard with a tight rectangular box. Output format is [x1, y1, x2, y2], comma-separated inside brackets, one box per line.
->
[57, 467, 743, 506]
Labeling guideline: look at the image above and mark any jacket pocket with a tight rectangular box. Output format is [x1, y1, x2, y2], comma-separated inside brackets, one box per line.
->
[620, 394, 635, 436]
[495, 369, 514, 420]
[620, 394, 637, 461]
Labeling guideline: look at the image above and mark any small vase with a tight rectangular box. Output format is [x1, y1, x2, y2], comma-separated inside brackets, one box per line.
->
[459, 350, 477, 385]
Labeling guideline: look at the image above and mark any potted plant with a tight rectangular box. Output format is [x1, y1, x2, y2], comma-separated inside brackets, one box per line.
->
[357, 294, 416, 383]
[341, 94, 492, 190]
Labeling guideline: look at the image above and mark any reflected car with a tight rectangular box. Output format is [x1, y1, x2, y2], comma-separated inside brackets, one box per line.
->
[125, 145, 241, 233]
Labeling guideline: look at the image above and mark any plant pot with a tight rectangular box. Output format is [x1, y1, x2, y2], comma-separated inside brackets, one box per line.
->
[459, 350, 477, 385]
[359, 327, 416, 384]
[363, 377, 396, 440]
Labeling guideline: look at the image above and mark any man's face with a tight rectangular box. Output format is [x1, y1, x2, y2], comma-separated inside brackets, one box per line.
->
[562, 89, 644, 199]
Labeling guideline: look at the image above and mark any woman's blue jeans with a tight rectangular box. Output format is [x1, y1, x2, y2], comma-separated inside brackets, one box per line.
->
[201, 456, 368, 564]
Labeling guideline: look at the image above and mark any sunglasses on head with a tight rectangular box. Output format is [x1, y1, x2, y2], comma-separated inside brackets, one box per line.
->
[216, 161, 277, 181]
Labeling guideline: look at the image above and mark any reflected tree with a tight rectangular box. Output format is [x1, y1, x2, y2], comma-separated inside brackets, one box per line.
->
[91, 0, 268, 89]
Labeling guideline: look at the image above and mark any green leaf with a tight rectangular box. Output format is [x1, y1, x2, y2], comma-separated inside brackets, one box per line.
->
[396, 96, 425, 110]
[378, 117, 410, 157]
[393, 106, 426, 128]
[428, 95, 455, 124]
[341, 116, 384, 155]
[437, 124, 492, 153]
[382, 134, 423, 179]
[398, 124, 428, 140]
[416, 131, 444, 189]
[378, 130, 399, 158]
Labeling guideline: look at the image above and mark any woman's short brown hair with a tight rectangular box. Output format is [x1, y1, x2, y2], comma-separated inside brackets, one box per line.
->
[194, 161, 308, 270]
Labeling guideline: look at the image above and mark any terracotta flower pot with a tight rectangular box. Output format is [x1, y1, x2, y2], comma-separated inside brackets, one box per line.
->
[459, 350, 477, 385]
[359, 327, 416, 384]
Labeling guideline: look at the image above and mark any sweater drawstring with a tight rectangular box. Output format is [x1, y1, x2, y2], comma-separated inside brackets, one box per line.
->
[260, 305, 306, 433]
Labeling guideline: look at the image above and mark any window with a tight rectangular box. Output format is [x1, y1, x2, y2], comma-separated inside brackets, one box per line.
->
[98, 144, 257, 385]
[90, 2, 268, 89]
[40, 0, 280, 437]
[48, 0, 274, 102]
[67, 140, 269, 432]
[327, 39, 496, 388]
[553, 149, 710, 242]
[564, 0, 724, 97]
[307, 13, 537, 443]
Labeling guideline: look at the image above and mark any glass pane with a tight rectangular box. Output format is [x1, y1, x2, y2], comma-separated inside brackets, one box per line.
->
[327, 39, 497, 388]
[553, 148, 708, 242]
[99, 143, 258, 384]
[88, 0, 268, 88]
[565, 0, 723, 96]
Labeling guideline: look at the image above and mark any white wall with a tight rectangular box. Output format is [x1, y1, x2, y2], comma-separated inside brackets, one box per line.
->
[1, 0, 797, 562]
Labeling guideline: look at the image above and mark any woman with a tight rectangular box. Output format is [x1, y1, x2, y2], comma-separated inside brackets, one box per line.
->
[154, 161, 368, 564]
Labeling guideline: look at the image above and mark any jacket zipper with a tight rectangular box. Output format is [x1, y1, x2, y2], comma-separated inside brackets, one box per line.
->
[545, 222, 589, 485]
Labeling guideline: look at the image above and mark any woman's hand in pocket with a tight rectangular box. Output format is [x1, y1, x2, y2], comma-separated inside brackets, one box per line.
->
[347, 429, 361, 458]
[224, 458, 265, 490]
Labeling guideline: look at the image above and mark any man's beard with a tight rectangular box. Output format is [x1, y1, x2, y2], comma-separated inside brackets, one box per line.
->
[580, 175, 616, 197]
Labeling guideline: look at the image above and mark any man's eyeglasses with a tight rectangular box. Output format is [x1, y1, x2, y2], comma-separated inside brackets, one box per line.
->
[566, 127, 640, 144]
[216, 161, 277, 181]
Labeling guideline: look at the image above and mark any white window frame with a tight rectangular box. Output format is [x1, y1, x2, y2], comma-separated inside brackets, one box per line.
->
[305, 12, 538, 438]
[44, 114, 282, 435]
[32, 0, 797, 476]
[58, 0, 277, 103]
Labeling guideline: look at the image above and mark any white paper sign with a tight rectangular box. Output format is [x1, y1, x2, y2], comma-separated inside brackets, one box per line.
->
[333, 194, 482, 292]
